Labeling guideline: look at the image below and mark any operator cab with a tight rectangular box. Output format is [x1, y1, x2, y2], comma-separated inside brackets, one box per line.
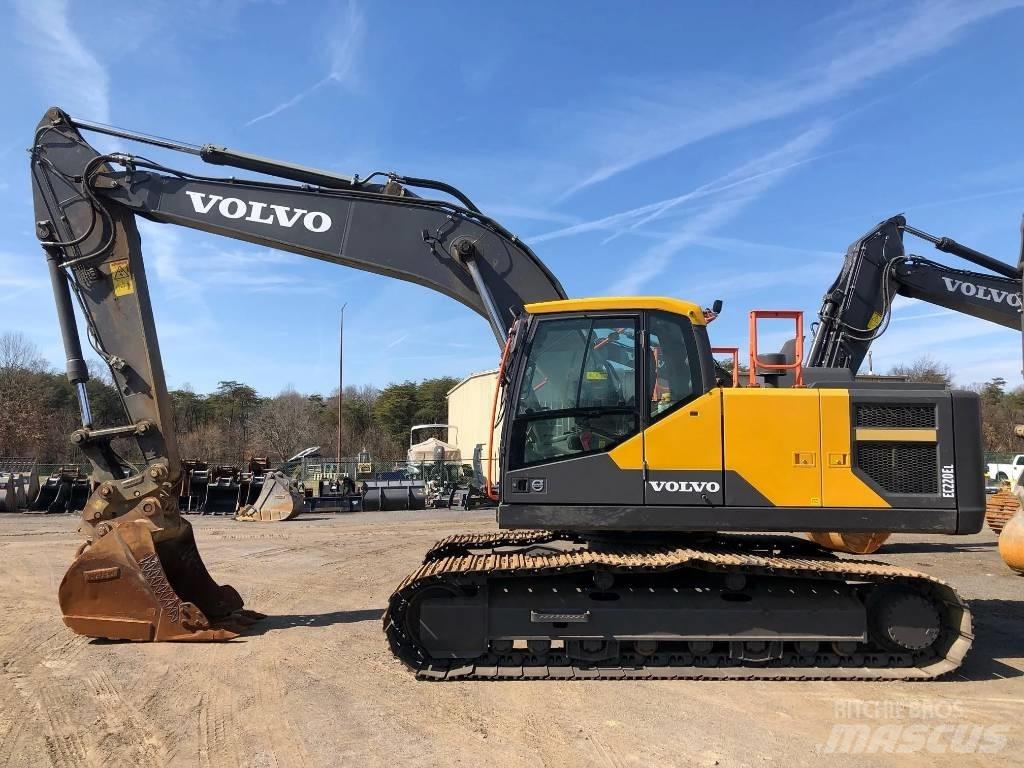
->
[499, 297, 716, 511]
[507, 297, 714, 471]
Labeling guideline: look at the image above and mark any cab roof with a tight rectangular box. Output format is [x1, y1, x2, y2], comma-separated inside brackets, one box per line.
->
[523, 296, 706, 326]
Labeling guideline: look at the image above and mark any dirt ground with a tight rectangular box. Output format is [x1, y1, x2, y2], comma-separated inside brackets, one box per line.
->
[0, 510, 1020, 768]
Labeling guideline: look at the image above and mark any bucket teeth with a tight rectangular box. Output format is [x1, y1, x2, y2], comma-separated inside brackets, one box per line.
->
[58, 518, 260, 642]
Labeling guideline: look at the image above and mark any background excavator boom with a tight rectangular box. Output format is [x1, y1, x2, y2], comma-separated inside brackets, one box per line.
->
[807, 214, 1024, 372]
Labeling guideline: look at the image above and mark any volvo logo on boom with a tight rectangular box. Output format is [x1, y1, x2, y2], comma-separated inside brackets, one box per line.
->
[184, 191, 332, 233]
[941, 277, 1022, 307]
[648, 480, 720, 493]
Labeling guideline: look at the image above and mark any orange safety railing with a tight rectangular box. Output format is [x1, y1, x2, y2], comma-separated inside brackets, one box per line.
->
[747, 310, 804, 387]
[711, 346, 740, 387]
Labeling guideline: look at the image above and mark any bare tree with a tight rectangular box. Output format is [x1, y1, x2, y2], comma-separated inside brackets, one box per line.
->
[251, 388, 320, 462]
[0, 331, 47, 371]
[886, 355, 954, 387]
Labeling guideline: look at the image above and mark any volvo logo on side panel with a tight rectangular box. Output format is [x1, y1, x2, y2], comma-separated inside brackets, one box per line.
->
[648, 480, 720, 493]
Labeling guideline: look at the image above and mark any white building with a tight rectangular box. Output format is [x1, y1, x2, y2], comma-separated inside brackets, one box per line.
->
[446, 368, 500, 478]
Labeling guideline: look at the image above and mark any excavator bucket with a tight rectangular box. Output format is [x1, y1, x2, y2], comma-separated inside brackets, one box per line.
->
[235, 471, 302, 522]
[806, 531, 891, 555]
[203, 466, 241, 515]
[185, 465, 210, 511]
[68, 476, 91, 513]
[59, 517, 262, 641]
[0, 473, 16, 512]
[21, 471, 39, 510]
[12, 473, 29, 510]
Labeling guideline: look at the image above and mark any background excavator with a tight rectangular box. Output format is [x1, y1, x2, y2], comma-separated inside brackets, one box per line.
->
[32, 107, 987, 679]
[801, 214, 1024, 572]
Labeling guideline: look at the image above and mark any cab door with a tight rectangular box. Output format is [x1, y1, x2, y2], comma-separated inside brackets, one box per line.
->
[640, 310, 725, 506]
[503, 314, 645, 506]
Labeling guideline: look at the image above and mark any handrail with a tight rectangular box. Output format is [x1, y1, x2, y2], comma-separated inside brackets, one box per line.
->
[748, 310, 804, 387]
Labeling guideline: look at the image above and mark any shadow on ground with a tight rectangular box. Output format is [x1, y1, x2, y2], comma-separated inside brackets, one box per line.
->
[879, 541, 997, 554]
[243, 608, 385, 636]
[947, 599, 1024, 682]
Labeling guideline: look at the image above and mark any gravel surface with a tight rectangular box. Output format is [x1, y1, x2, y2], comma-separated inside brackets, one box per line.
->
[0, 511, 1020, 767]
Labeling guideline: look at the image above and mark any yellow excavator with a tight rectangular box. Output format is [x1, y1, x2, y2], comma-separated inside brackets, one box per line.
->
[31, 108, 989, 678]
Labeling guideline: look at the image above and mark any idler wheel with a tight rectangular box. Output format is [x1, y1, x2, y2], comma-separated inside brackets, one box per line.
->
[870, 590, 941, 652]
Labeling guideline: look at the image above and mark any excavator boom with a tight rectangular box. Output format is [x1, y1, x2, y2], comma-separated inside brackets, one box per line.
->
[31, 107, 564, 642]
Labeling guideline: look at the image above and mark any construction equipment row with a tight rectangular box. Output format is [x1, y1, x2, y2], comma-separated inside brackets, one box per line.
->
[0, 460, 90, 514]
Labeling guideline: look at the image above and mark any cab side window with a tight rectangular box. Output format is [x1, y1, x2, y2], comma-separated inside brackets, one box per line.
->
[510, 317, 639, 468]
[647, 311, 702, 420]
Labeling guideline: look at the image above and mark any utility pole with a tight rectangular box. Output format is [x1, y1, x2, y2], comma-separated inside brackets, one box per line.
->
[337, 303, 347, 474]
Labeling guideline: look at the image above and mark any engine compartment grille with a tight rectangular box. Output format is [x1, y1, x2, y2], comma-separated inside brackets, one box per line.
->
[856, 443, 938, 495]
[855, 404, 936, 429]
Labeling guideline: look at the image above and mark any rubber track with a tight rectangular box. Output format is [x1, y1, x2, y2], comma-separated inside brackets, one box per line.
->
[386, 533, 973, 681]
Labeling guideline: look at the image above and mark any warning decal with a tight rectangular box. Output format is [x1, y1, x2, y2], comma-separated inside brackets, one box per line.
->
[110, 259, 134, 297]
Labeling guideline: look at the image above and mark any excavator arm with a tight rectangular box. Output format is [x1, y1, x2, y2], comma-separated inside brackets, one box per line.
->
[30, 106, 565, 641]
[807, 214, 1024, 372]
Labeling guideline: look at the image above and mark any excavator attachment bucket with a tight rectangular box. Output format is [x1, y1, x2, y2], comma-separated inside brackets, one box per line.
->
[59, 517, 262, 641]
[806, 531, 891, 555]
[203, 466, 241, 515]
[0, 473, 16, 512]
[235, 471, 302, 522]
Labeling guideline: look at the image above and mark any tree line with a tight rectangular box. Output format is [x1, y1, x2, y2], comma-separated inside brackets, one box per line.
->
[0, 331, 458, 465]
[3, 328, 1023, 465]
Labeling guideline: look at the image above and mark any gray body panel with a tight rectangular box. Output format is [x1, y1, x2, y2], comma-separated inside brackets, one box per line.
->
[497, 503, 958, 533]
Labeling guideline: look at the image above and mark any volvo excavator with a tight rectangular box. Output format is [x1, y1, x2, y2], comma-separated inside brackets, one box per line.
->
[32, 107, 984, 678]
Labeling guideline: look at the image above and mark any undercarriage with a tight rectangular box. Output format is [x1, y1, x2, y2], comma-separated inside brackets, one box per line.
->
[384, 531, 972, 680]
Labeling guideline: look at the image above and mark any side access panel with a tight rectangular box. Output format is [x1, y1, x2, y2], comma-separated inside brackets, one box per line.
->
[640, 389, 724, 505]
[722, 389, 821, 507]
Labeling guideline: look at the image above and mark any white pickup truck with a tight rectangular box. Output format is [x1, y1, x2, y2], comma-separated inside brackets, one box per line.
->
[986, 455, 1024, 485]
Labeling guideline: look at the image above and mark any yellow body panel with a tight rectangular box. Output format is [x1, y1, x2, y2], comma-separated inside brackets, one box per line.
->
[723, 389, 822, 506]
[644, 390, 723, 470]
[525, 296, 706, 326]
[819, 390, 890, 508]
[854, 428, 937, 443]
[607, 430, 644, 471]
[609, 387, 890, 508]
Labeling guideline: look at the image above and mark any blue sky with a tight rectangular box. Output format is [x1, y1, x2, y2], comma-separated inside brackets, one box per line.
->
[3, 0, 1024, 395]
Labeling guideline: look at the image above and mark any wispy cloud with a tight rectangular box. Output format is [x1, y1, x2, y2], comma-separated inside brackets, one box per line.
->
[0, 250, 47, 292]
[555, 0, 1022, 200]
[610, 123, 834, 294]
[481, 204, 581, 226]
[137, 220, 327, 299]
[869, 312, 1011, 382]
[524, 124, 833, 295]
[534, 127, 835, 247]
[384, 332, 411, 350]
[13, 0, 110, 122]
[244, 0, 366, 127]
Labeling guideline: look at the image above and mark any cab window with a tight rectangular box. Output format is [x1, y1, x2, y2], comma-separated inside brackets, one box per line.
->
[510, 316, 638, 468]
[647, 311, 702, 420]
